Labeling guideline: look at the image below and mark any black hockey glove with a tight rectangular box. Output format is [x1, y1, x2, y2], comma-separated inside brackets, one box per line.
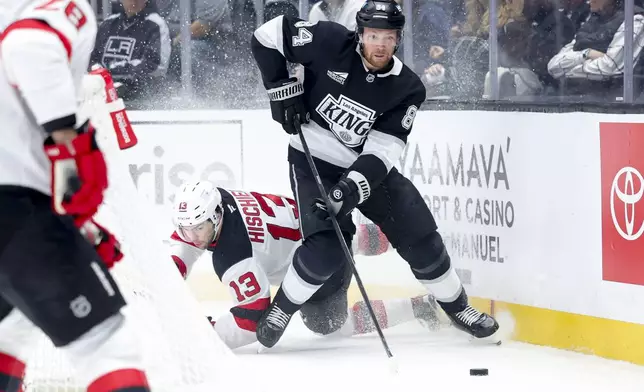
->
[312, 171, 371, 220]
[266, 77, 309, 135]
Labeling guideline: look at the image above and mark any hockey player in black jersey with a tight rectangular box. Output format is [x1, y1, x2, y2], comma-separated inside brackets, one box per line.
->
[250, 0, 500, 348]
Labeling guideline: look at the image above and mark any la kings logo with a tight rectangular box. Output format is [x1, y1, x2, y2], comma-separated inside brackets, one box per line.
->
[316, 94, 377, 147]
[104, 36, 136, 63]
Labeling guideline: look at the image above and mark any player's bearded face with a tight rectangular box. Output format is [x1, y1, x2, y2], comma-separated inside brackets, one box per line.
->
[180, 220, 216, 249]
[361, 28, 398, 69]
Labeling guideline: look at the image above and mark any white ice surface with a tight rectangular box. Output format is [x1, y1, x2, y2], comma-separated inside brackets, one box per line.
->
[201, 300, 644, 392]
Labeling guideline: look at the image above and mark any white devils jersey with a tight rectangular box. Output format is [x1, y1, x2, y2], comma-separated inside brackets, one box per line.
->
[169, 188, 302, 349]
[0, 0, 97, 195]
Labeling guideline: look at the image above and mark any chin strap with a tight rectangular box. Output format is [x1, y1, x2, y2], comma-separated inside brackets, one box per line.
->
[210, 208, 224, 243]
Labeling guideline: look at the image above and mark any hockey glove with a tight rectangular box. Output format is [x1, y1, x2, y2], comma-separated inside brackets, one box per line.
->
[44, 125, 108, 226]
[266, 77, 309, 135]
[78, 219, 124, 269]
[312, 171, 371, 220]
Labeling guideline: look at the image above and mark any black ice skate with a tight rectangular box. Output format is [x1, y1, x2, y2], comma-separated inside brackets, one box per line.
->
[256, 302, 294, 348]
[411, 295, 442, 331]
[445, 305, 499, 340]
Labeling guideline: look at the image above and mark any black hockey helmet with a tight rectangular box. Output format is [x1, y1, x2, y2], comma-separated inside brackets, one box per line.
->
[355, 0, 405, 32]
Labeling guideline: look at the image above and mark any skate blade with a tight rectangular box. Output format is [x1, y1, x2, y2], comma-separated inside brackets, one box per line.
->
[469, 329, 502, 346]
[256, 343, 274, 354]
[444, 320, 502, 345]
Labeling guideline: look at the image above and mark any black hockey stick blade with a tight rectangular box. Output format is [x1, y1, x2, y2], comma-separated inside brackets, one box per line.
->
[294, 118, 394, 359]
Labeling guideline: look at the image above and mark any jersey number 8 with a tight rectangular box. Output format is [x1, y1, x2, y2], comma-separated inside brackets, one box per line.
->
[401, 105, 418, 130]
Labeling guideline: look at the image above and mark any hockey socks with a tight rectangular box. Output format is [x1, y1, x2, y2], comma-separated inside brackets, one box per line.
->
[0, 352, 25, 392]
[350, 296, 441, 335]
[256, 259, 327, 348]
[87, 369, 150, 392]
[351, 299, 396, 334]
[418, 266, 465, 311]
[279, 261, 324, 308]
[415, 264, 499, 339]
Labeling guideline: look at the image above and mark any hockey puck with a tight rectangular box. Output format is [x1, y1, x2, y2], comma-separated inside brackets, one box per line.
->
[469, 368, 488, 376]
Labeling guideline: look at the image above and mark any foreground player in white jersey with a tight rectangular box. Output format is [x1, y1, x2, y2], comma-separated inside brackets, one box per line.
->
[0, 1, 150, 391]
[169, 181, 443, 349]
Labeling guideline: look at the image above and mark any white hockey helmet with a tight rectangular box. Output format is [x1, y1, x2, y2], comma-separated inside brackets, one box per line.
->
[172, 181, 224, 242]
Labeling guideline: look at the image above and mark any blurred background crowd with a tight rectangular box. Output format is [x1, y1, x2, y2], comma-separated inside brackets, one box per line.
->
[88, 0, 644, 108]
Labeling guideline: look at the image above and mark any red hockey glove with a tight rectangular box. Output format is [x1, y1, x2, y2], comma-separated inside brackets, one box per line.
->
[207, 316, 216, 327]
[78, 219, 123, 268]
[44, 126, 108, 225]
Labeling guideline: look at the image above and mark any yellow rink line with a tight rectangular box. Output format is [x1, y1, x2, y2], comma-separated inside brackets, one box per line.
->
[187, 276, 644, 366]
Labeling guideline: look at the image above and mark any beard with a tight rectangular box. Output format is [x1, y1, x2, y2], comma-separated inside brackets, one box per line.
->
[364, 48, 394, 70]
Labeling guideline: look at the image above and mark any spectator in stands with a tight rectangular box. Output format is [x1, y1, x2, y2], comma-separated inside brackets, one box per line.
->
[395, 0, 452, 78]
[90, 0, 171, 100]
[562, 0, 591, 30]
[483, 0, 576, 98]
[308, 0, 364, 29]
[159, 0, 234, 91]
[264, 0, 300, 21]
[422, 0, 525, 98]
[445, 0, 467, 32]
[450, 0, 490, 37]
[547, 0, 644, 100]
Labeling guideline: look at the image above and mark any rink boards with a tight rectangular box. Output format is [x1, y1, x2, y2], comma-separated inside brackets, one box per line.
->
[122, 109, 644, 366]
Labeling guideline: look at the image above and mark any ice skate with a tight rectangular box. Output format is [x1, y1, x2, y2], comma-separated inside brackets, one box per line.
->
[256, 302, 294, 348]
[445, 305, 500, 344]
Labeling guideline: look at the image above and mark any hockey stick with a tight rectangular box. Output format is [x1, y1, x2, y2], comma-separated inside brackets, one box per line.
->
[295, 119, 394, 359]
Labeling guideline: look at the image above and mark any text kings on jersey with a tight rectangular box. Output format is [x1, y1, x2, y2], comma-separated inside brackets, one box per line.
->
[251, 14, 425, 179]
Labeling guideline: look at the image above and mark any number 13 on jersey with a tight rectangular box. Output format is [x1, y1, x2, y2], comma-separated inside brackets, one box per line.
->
[231, 191, 301, 244]
[252, 192, 301, 242]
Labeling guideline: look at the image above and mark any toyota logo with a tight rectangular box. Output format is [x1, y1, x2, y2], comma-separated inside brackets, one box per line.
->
[611, 166, 644, 240]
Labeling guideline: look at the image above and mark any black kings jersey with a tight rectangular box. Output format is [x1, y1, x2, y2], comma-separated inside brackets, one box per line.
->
[251, 15, 426, 177]
[169, 188, 301, 349]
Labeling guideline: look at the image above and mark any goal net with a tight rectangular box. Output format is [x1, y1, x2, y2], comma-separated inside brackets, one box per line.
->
[21, 71, 246, 392]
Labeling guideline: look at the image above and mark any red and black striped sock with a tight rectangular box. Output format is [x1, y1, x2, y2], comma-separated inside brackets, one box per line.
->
[0, 352, 25, 392]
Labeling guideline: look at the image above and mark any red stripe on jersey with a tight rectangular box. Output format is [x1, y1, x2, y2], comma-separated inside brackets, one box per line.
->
[88, 369, 149, 392]
[0, 352, 26, 379]
[0, 19, 72, 59]
[171, 255, 187, 278]
[232, 297, 270, 332]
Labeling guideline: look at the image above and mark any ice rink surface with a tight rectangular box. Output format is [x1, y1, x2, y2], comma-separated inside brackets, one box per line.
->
[202, 301, 644, 392]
